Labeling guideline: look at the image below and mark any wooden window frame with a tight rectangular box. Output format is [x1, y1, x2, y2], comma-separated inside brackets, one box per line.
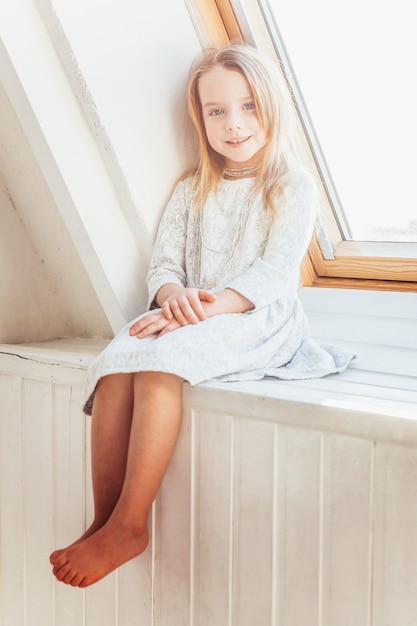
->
[186, 0, 417, 292]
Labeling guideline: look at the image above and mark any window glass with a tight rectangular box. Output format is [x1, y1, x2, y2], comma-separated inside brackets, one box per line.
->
[264, 0, 417, 243]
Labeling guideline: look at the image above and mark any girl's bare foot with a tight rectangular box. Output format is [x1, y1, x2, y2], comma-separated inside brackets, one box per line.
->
[50, 520, 107, 566]
[51, 519, 149, 587]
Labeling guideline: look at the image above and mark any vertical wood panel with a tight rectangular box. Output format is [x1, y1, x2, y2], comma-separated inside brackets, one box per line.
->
[373, 443, 417, 626]
[192, 411, 234, 626]
[117, 548, 153, 626]
[231, 418, 275, 626]
[153, 406, 193, 626]
[53, 384, 86, 547]
[0, 374, 25, 626]
[275, 426, 321, 626]
[85, 575, 117, 626]
[22, 379, 55, 626]
[52, 383, 86, 626]
[321, 434, 374, 626]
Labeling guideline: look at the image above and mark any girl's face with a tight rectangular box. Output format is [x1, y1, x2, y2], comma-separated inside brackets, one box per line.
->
[198, 65, 268, 169]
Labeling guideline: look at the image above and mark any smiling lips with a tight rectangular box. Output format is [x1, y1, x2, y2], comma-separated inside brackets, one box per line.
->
[227, 136, 251, 146]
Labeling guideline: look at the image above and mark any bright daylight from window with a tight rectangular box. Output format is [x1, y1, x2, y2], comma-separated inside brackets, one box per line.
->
[265, 0, 417, 243]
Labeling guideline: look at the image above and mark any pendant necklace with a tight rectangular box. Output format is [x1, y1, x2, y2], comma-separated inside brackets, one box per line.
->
[190, 187, 255, 290]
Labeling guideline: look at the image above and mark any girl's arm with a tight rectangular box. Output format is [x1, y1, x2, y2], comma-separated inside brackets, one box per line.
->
[156, 283, 253, 324]
[201, 288, 254, 317]
[146, 181, 189, 311]
[130, 285, 253, 339]
[223, 173, 317, 310]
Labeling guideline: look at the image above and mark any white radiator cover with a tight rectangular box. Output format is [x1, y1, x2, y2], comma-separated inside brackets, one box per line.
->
[1, 344, 417, 626]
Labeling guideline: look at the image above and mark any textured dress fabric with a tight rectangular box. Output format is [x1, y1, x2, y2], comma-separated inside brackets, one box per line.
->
[83, 172, 355, 414]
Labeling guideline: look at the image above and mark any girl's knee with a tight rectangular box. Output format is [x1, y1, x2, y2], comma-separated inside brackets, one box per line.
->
[133, 371, 184, 390]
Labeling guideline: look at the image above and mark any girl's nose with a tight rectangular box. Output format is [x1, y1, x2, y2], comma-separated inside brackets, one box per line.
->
[225, 114, 242, 131]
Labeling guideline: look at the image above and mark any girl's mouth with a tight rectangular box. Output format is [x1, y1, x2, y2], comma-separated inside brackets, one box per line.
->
[227, 136, 250, 145]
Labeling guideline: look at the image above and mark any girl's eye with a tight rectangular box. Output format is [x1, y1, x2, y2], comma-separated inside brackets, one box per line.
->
[243, 102, 256, 110]
[209, 109, 223, 116]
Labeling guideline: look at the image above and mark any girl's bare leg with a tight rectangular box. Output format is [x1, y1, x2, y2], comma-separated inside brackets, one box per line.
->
[50, 373, 134, 564]
[51, 371, 184, 587]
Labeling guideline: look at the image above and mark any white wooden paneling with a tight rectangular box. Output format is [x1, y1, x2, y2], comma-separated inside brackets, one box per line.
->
[373, 443, 417, 626]
[231, 418, 275, 626]
[191, 410, 234, 626]
[52, 384, 87, 626]
[276, 426, 321, 626]
[0, 374, 25, 626]
[321, 434, 373, 626]
[22, 379, 55, 626]
[1, 342, 417, 626]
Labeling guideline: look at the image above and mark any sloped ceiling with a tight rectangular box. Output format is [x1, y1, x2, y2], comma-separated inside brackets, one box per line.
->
[0, 0, 202, 344]
[0, 80, 113, 343]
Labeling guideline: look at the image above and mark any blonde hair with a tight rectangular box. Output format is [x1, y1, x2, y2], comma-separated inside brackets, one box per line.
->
[186, 43, 310, 212]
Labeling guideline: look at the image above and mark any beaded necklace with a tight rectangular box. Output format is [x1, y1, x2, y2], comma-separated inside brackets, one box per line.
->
[189, 187, 255, 290]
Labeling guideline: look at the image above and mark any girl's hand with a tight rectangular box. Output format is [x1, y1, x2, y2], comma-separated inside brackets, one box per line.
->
[159, 287, 217, 326]
[129, 311, 181, 339]
[129, 287, 253, 340]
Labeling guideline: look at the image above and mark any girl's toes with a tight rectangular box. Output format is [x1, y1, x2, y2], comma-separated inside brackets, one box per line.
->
[54, 561, 71, 581]
[63, 569, 80, 586]
[69, 574, 84, 587]
[50, 549, 63, 565]
[52, 551, 70, 573]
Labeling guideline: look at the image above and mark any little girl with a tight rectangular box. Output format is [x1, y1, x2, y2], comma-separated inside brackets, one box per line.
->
[50, 43, 353, 587]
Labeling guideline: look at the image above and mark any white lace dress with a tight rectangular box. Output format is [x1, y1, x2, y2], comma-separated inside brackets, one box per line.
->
[83, 172, 354, 414]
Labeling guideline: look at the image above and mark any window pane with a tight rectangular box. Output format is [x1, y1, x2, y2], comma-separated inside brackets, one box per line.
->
[264, 0, 417, 243]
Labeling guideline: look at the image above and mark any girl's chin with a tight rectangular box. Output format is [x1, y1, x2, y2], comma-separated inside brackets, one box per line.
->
[223, 154, 260, 168]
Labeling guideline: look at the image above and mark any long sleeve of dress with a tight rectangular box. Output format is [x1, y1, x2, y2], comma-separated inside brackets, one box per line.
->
[225, 173, 317, 310]
[146, 180, 189, 309]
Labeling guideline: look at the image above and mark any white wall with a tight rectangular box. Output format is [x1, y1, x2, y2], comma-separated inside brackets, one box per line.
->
[42, 0, 201, 238]
[0, 0, 202, 342]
